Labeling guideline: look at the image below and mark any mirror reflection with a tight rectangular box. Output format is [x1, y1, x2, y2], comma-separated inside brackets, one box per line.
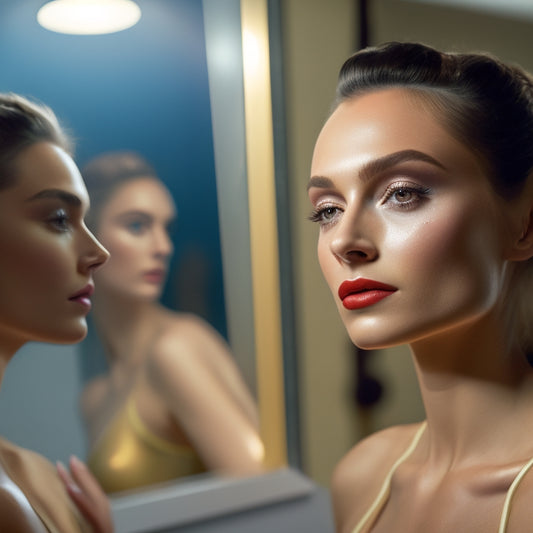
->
[80, 151, 264, 494]
[0, 0, 265, 495]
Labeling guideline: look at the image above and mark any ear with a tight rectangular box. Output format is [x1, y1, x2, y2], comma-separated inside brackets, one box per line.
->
[509, 207, 533, 262]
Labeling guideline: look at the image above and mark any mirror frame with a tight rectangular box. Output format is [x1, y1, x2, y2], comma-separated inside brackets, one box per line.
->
[239, 0, 287, 469]
[203, 0, 287, 470]
[109, 0, 302, 529]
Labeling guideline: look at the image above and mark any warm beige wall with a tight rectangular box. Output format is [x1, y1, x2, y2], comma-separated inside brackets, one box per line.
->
[373, 0, 533, 71]
[281, 0, 533, 487]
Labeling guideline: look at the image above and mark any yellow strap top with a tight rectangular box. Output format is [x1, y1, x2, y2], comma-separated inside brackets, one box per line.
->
[87, 397, 205, 494]
[352, 422, 533, 533]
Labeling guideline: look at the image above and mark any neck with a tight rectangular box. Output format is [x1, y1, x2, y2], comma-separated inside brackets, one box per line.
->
[0, 334, 26, 390]
[409, 313, 533, 467]
[92, 290, 160, 368]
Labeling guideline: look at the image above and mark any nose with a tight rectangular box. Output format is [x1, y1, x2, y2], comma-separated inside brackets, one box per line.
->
[80, 228, 110, 273]
[329, 209, 378, 264]
[152, 225, 173, 259]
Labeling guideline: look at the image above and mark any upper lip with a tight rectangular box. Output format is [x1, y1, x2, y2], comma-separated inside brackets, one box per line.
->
[338, 278, 397, 300]
[69, 283, 94, 300]
[144, 268, 166, 276]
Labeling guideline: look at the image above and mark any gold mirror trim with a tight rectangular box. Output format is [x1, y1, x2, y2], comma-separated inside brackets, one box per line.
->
[241, 0, 287, 469]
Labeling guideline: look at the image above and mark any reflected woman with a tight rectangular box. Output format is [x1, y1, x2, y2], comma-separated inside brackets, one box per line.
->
[80, 151, 264, 494]
[308, 42, 533, 532]
[0, 93, 112, 532]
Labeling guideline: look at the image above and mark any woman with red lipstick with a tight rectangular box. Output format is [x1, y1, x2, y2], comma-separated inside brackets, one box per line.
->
[79, 151, 264, 494]
[0, 93, 113, 532]
[308, 42, 533, 532]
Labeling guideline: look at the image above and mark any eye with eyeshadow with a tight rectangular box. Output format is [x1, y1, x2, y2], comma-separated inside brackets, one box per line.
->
[379, 181, 432, 210]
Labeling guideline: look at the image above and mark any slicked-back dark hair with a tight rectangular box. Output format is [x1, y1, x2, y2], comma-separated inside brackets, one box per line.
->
[335, 41, 533, 199]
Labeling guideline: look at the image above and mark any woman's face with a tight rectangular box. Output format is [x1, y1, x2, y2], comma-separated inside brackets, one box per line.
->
[309, 88, 516, 350]
[0, 142, 109, 348]
[94, 177, 176, 301]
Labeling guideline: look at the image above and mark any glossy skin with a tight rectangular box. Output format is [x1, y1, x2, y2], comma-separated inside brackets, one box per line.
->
[0, 143, 108, 351]
[309, 89, 533, 532]
[82, 177, 264, 486]
[0, 142, 112, 532]
[310, 89, 516, 352]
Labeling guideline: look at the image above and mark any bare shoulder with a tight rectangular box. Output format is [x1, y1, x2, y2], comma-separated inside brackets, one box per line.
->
[503, 451, 533, 531]
[332, 423, 425, 533]
[149, 309, 233, 367]
[150, 312, 206, 360]
[145, 312, 212, 384]
[155, 309, 222, 348]
[145, 308, 254, 415]
[332, 423, 424, 488]
[0, 440, 86, 532]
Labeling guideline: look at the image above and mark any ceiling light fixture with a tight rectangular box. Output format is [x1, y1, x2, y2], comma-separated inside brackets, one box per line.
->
[37, 0, 141, 35]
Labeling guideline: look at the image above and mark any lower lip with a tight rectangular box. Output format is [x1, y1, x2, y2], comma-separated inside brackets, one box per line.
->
[342, 290, 396, 310]
[69, 296, 92, 310]
[143, 272, 165, 284]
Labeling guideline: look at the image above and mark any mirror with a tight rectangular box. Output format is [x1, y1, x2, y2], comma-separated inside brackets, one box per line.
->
[0, 0, 288, 510]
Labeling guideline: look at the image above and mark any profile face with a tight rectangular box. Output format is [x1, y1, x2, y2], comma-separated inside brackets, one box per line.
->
[94, 177, 176, 301]
[309, 88, 515, 350]
[0, 142, 108, 346]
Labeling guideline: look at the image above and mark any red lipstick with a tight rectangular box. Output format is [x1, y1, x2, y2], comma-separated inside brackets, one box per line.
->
[69, 284, 94, 309]
[338, 278, 397, 310]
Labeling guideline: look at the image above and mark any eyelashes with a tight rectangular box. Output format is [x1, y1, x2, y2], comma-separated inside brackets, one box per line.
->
[308, 205, 340, 225]
[308, 182, 432, 227]
[47, 208, 71, 232]
[379, 182, 431, 209]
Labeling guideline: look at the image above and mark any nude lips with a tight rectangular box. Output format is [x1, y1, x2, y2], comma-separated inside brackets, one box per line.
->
[143, 269, 166, 284]
[338, 278, 397, 310]
[69, 284, 94, 309]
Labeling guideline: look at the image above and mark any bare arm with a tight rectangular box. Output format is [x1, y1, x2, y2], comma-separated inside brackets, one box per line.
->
[181, 315, 260, 428]
[147, 322, 265, 475]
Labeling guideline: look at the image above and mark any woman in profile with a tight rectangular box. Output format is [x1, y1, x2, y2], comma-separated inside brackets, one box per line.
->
[80, 151, 264, 494]
[0, 93, 112, 532]
[308, 42, 533, 532]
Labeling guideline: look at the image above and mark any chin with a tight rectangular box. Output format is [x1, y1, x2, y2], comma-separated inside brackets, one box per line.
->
[342, 315, 415, 351]
[135, 292, 161, 303]
[44, 321, 88, 345]
[349, 335, 397, 351]
[138, 286, 164, 301]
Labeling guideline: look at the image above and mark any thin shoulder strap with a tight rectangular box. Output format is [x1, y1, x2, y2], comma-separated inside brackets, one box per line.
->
[352, 421, 427, 533]
[498, 455, 533, 533]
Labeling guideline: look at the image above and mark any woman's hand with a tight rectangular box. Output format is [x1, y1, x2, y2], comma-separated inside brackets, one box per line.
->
[56, 456, 114, 533]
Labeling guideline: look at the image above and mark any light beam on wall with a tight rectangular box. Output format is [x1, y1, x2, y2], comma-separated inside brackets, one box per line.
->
[404, 0, 533, 20]
[37, 0, 141, 35]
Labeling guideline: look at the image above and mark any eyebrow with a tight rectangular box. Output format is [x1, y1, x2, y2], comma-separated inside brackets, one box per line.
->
[117, 210, 152, 219]
[118, 210, 175, 221]
[26, 188, 82, 207]
[307, 149, 446, 191]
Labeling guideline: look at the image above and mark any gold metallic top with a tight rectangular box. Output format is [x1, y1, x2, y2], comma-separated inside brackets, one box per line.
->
[87, 398, 205, 494]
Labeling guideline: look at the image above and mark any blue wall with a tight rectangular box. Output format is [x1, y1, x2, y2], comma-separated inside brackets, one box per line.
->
[0, 0, 226, 335]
